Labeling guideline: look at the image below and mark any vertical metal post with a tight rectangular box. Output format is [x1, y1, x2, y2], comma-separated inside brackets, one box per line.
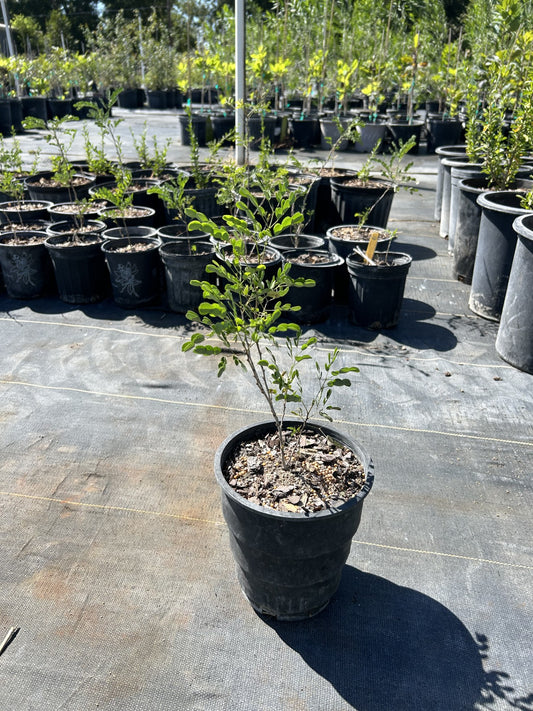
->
[0, 0, 20, 96]
[235, 0, 246, 165]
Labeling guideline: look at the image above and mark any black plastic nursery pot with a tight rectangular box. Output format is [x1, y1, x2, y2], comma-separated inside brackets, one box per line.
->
[146, 90, 167, 110]
[319, 116, 352, 151]
[181, 184, 220, 219]
[117, 88, 141, 109]
[44, 234, 110, 304]
[269, 233, 326, 253]
[346, 251, 412, 329]
[246, 115, 277, 149]
[214, 420, 374, 621]
[426, 118, 462, 154]
[102, 225, 158, 241]
[453, 177, 488, 284]
[469, 190, 532, 322]
[352, 122, 387, 153]
[434, 144, 467, 221]
[327, 224, 394, 303]
[9, 98, 23, 134]
[0, 231, 54, 299]
[102, 237, 162, 308]
[330, 177, 395, 228]
[496, 214, 533, 374]
[453, 178, 533, 284]
[386, 121, 424, 153]
[47, 98, 74, 119]
[289, 115, 319, 149]
[178, 113, 207, 147]
[448, 163, 485, 251]
[311, 169, 357, 234]
[25, 172, 96, 204]
[210, 113, 235, 145]
[439, 157, 482, 240]
[283, 249, 343, 324]
[0, 99, 12, 136]
[159, 240, 216, 313]
[20, 96, 48, 121]
[157, 223, 209, 244]
[0, 200, 53, 225]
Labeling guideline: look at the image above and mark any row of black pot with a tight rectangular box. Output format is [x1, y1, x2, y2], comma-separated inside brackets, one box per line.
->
[0, 94, 112, 134]
[434, 145, 533, 374]
[0, 222, 413, 330]
[179, 109, 460, 154]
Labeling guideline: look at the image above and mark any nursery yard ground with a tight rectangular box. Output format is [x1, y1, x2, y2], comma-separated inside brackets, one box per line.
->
[0, 108, 532, 711]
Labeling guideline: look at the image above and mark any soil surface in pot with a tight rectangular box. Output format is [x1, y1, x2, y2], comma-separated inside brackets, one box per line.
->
[53, 201, 108, 214]
[51, 225, 101, 235]
[28, 176, 92, 189]
[0, 223, 47, 235]
[111, 241, 156, 253]
[352, 252, 406, 267]
[331, 225, 392, 242]
[3, 201, 49, 211]
[338, 178, 390, 189]
[224, 429, 365, 513]
[318, 169, 355, 178]
[50, 235, 101, 246]
[2, 232, 47, 245]
[104, 207, 152, 219]
[288, 251, 333, 265]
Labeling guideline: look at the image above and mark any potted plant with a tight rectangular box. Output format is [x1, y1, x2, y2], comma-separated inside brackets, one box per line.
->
[495, 209, 533, 373]
[281, 248, 344, 323]
[101, 233, 162, 308]
[23, 114, 95, 204]
[143, 13, 176, 110]
[0, 137, 48, 224]
[0, 228, 54, 299]
[44, 201, 110, 305]
[93, 170, 157, 228]
[159, 238, 217, 313]
[464, 30, 533, 320]
[329, 135, 418, 227]
[326, 222, 397, 303]
[181, 198, 374, 619]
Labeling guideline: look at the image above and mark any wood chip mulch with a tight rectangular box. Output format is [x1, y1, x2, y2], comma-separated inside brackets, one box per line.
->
[224, 429, 366, 513]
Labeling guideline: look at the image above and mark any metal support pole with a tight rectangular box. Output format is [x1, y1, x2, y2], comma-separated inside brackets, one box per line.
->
[0, 0, 20, 96]
[235, 0, 246, 165]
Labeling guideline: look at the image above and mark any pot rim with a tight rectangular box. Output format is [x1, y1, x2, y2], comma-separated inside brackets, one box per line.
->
[346, 250, 412, 269]
[282, 248, 344, 266]
[101, 236, 161, 252]
[326, 224, 394, 241]
[102, 225, 158, 239]
[476, 190, 533, 215]
[0, 199, 54, 211]
[330, 175, 396, 190]
[435, 144, 467, 157]
[512, 214, 533, 241]
[0, 229, 47, 246]
[214, 419, 374, 521]
[44, 233, 103, 248]
[159, 239, 215, 257]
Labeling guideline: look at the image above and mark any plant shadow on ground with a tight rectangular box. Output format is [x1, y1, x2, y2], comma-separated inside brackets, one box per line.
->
[322, 299, 458, 352]
[391, 240, 438, 261]
[0, 294, 201, 335]
[264, 567, 532, 711]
